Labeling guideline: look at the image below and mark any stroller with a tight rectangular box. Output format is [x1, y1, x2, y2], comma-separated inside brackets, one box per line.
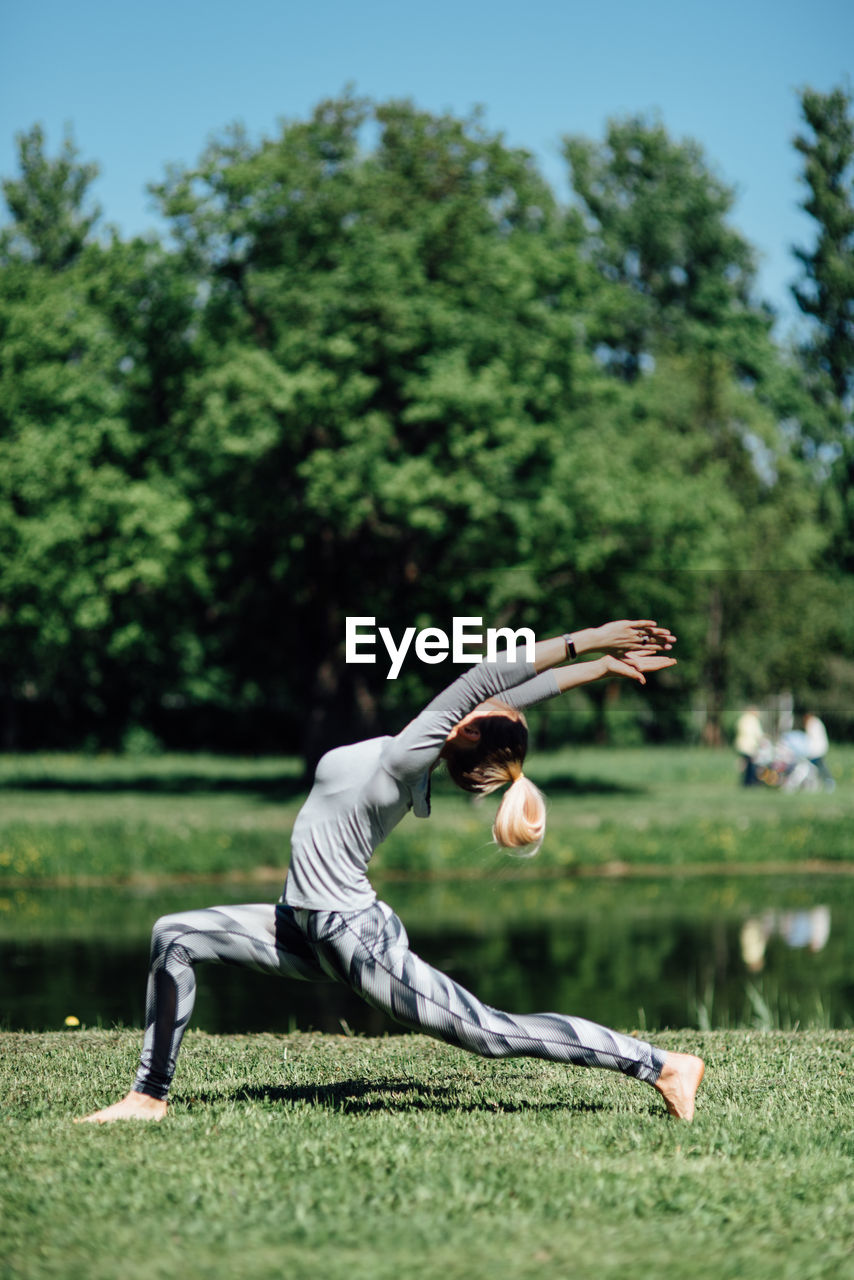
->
[755, 731, 822, 793]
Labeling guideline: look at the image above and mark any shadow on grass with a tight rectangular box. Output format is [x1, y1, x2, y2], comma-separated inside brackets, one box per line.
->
[203, 1078, 605, 1116]
[0, 772, 644, 800]
[524, 774, 645, 797]
[0, 774, 307, 799]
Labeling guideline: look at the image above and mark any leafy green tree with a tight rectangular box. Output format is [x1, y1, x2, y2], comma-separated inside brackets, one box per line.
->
[563, 115, 770, 380]
[558, 114, 834, 740]
[0, 99, 844, 755]
[0, 254, 204, 746]
[0, 130, 202, 748]
[148, 95, 610, 762]
[143, 95, 837, 756]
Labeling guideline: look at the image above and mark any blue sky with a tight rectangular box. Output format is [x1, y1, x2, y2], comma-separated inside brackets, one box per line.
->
[2, 0, 851, 332]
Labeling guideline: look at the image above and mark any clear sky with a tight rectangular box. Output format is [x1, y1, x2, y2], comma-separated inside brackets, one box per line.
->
[1, 0, 851, 333]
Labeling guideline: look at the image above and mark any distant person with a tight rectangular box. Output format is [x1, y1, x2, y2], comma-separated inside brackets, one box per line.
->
[779, 727, 819, 792]
[804, 712, 834, 791]
[77, 617, 704, 1125]
[735, 705, 764, 786]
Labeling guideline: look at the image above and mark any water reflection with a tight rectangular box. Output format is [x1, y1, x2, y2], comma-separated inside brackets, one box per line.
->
[740, 906, 831, 973]
[1, 878, 852, 1034]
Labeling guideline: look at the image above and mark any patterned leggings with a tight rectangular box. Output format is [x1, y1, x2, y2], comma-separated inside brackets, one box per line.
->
[133, 899, 666, 1099]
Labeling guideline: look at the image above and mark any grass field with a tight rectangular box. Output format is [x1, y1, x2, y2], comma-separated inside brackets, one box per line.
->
[2, 748, 853, 1278]
[2, 1028, 853, 1280]
[0, 745, 852, 889]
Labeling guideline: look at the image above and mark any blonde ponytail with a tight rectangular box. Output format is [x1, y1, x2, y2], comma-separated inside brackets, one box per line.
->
[443, 705, 546, 856]
[492, 773, 546, 857]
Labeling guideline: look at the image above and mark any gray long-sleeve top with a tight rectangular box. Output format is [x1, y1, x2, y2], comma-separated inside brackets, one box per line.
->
[283, 657, 560, 913]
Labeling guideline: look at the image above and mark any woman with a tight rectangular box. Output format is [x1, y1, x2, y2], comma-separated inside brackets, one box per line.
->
[78, 618, 704, 1124]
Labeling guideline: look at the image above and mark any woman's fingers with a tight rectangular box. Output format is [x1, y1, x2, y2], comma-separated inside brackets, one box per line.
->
[631, 622, 677, 648]
[603, 620, 677, 652]
[625, 651, 678, 671]
[606, 654, 647, 683]
[619, 658, 646, 684]
[608, 650, 677, 685]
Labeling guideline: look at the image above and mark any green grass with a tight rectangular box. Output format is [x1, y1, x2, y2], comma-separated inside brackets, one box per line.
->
[0, 746, 852, 888]
[2, 1028, 853, 1280]
[3, 754, 853, 1277]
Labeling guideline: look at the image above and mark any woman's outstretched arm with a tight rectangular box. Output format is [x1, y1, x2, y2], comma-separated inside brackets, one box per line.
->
[531, 619, 676, 675]
[384, 620, 676, 780]
[498, 651, 677, 712]
[554, 650, 677, 690]
[500, 621, 677, 711]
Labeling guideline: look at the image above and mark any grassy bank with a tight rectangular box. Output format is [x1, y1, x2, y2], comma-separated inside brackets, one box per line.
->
[0, 746, 852, 887]
[2, 1028, 853, 1280]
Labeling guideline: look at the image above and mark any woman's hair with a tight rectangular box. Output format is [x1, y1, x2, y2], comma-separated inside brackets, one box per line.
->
[444, 706, 546, 856]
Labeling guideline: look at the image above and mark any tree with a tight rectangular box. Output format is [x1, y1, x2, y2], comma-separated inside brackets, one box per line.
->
[563, 115, 770, 380]
[129, 96, 839, 755]
[792, 86, 854, 412]
[791, 85, 854, 572]
[559, 114, 835, 740]
[0, 99, 844, 754]
[148, 95, 611, 764]
[1, 124, 101, 270]
[0, 130, 202, 748]
[0, 253, 206, 746]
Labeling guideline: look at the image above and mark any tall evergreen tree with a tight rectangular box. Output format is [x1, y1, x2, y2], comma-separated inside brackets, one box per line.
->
[1, 124, 101, 270]
[791, 86, 854, 573]
[792, 86, 854, 413]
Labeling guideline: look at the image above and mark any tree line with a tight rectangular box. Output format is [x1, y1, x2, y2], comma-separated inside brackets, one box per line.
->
[1, 88, 852, 765]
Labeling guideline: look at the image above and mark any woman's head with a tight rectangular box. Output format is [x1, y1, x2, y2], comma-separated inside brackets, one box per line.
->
[442, 701, 546, 856]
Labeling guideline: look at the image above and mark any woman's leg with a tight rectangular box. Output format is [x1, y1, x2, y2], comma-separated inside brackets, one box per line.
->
[76, 902, 328, 1122]
[301, 901, 703, 1118]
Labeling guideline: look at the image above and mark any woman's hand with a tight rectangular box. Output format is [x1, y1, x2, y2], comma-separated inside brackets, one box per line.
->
[548, 649, 678, 694]
[574, 619, 676, 658]
[534, 619, 676, 678]
[599, 651, 678, 685]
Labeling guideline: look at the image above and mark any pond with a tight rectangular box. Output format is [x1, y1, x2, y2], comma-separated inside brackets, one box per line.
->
[2, 873, 853, 1036]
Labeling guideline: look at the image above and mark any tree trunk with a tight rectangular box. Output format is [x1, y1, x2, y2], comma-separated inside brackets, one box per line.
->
[702, 583, 725, 746]
[0, 672, 18, 751]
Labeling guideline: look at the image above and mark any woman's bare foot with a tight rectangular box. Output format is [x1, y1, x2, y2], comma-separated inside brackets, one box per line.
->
[74, 1090, 167, 1124]
[653, 1052, 705, 1121]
